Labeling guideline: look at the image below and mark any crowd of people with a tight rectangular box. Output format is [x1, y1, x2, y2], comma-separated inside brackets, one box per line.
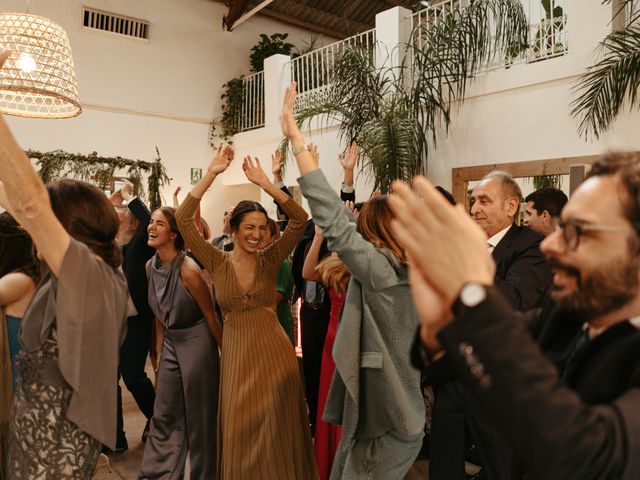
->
[1, 45, 640, 480]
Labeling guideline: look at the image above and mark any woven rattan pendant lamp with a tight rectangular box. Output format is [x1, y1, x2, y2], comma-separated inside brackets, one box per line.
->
[0, 11, 81, 118]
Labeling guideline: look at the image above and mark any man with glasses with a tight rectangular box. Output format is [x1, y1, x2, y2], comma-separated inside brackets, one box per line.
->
[428, 171, 552, 480]
[391, 152, 640, 479]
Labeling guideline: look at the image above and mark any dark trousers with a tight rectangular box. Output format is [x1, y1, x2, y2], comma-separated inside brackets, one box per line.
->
[300, 302, 330, 435]
[430, 380, 521, 480]
[116, 314, 156, 439]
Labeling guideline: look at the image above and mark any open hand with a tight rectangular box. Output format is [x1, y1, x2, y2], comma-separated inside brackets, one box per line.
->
[388, 176, 494, 308]
[242, 156, 270, 187]
[339, 142, 358, 171]
[208, 145, 234, 175]
[280, 82, 302, 141]
[271, 149, 283, 178]
[121, 179, 134, 200]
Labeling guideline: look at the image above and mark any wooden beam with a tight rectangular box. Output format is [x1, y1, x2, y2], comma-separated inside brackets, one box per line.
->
[233, 0, 277, 29]
[224, 0, 251, 30]
[257, 8, 350, 39]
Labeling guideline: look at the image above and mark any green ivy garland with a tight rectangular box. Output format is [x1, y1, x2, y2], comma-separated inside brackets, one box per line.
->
[27, 148, 170, 211]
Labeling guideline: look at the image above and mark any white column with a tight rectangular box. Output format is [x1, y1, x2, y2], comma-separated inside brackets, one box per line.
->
[263, 53, 291, 128]
[374, 6, 413, 74]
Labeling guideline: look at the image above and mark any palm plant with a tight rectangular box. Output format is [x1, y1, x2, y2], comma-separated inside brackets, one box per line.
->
[571, 0, 640, 139]
[289, 0, 528, 192]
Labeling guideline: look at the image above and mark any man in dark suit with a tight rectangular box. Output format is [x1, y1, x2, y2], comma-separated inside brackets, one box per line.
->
[428, 171, 552, 479]
[470, 171, 552, 310]
[392, 152, 640, 480]
[110, 182, 156, 452]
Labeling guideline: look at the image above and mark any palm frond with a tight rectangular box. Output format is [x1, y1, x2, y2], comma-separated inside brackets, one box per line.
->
[284, 0, 528, 187]
[570, 25, 640, 139]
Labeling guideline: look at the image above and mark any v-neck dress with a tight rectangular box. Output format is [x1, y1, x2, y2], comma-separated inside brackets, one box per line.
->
[176, 194, 318, 480]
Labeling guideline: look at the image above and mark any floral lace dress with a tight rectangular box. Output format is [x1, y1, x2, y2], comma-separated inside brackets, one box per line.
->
[7, 238, 128, 480]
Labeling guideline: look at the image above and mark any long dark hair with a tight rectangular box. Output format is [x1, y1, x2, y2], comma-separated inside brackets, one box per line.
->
[229, 200, 267, 231]
[47, 179, 122, 270]
[0, 212, 40, 282]
[155, 206, 185, 251]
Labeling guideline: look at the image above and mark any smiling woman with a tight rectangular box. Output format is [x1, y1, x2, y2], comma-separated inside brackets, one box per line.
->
[175, 149, 317, 479]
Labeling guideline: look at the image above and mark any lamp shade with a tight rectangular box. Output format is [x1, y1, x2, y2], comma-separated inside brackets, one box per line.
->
[0, 13, 81, 118]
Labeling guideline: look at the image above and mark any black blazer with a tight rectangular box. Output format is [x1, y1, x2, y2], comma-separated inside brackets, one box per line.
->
[122, 197, 155, 321]
[492, 224, 551, 311]
[437, 288, 640, 480]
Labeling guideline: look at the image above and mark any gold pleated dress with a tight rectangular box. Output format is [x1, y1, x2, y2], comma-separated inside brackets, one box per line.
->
[176, 194, 318, 480]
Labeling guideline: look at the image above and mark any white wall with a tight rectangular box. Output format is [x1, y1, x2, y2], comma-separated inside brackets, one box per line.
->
[427, 0, 640, 189]
[3, 0, 321, 233]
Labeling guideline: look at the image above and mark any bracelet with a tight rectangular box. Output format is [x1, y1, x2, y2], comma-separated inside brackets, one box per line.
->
[292, 144, 308, 156]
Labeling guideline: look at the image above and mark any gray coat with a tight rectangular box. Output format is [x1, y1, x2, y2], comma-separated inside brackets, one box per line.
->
[297, 169, 424, 441]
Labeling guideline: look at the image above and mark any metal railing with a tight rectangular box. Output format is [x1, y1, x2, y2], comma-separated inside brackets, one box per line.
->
[411, 0, 568, 74]
[288, 28, 376, 110]
[412, 0, 462, 51]
[237, 70, 265, 133]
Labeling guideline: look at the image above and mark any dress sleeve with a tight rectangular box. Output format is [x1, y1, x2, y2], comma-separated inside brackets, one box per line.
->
[297, 169, 403, 290]
[263, 197, 308, 267]
[176, 194, 224, 275]
[55, 238, 129, 449]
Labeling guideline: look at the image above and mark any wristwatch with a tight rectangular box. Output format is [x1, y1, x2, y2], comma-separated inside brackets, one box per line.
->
[452, 282, 487, 317]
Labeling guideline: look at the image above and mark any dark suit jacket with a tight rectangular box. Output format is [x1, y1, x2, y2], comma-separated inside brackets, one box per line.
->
[492, 224, 551, 311]
[436, 288, 640, 480]
[122, 197, 155, 321]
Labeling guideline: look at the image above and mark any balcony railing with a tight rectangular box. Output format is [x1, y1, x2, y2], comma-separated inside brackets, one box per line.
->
[412, 0, 462, 51]
[237, 70, 265, 133]
[288, 28, 376, 110]
[412, 0, 568, 74]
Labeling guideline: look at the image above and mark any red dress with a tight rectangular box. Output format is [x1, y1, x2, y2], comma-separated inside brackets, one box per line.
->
[314, 289, 344, 480]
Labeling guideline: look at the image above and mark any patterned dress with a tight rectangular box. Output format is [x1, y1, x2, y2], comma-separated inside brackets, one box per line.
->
[8, 238, 128, 479]
[176, 194, 318, 480]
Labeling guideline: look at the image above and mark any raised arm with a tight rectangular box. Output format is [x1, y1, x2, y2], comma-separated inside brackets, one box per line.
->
[301, 226, 325, 282]
[172, 186, 182, 209]
[175, 146, 233, 274]
[0, 52, 69, 276]
[339, 142, 358, 203]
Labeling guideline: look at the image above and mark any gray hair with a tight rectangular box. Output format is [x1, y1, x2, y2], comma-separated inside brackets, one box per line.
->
[483, 170, 522, 203]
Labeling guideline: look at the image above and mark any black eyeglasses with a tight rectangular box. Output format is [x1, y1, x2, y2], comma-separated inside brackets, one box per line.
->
[555, 218, 625, 251]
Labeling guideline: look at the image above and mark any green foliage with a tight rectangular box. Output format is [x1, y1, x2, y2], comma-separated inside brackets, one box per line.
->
[290, 0, 528, 193]
[571, 0, 640, 139]
[533, 174, 562, 190]
[250, 33, 294, 72]
[210, 76, 245, 145]
[27, 149, 170, 211]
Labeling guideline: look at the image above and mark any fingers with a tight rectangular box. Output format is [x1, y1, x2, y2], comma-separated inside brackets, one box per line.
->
[254, 157, 261, 170]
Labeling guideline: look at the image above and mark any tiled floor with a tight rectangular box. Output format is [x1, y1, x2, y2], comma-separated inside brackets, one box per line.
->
[93, 362, 432, 479]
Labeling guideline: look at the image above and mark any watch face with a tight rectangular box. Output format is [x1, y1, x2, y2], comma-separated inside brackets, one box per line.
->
[461, 283, 487, 308]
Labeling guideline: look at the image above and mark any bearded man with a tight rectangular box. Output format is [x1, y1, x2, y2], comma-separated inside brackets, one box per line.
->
[390, 152, 640, 480]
